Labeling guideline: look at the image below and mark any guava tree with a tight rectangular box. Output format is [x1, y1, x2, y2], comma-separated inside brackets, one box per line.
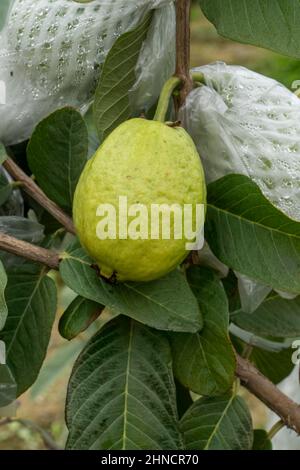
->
[0, 0, 300, 450]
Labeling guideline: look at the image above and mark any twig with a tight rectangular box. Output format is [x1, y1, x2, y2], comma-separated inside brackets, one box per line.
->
[236, 355, 300, 435]
[0, 232, 60, 269]
[175, 0, 193, 107]
[0, 417, 61, 450]
[3, 157, 76, 235]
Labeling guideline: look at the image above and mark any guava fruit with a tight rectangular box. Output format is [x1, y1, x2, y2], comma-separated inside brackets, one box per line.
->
[73, 118, 206, 282]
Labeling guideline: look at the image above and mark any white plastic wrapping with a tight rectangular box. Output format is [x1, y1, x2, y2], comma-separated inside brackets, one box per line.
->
[131, 3, 175, 111]
[0, 0, 175, 145]
[180, 62, 300, 222]
[268, 367, 300, 450]
[182, 62, 300, 308]
[235, 272, 271, 314]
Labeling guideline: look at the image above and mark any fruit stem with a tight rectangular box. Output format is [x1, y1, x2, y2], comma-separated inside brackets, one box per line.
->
[191, 71, 205, 85]
[267, 419, 285, 440]
[153, 76, 182, 122]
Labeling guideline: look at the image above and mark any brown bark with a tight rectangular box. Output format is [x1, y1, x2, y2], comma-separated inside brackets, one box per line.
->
[3, 157, 76, 234]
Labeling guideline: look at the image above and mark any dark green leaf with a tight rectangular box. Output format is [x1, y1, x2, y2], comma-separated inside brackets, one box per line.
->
[171, 266, 236, 396]
[180, 393, 253, 450]
[0, 144, 6, 165]
[175, 379, 193, 420]
[250, 346, 294, 384]
[27, 107, 88, 212]
[206, 175, 300, 294]
[199, 0, 300, 59]
[0, 269, 57, 395]
[253, 429, 272, 450]
[59, 296, 104, 340]
[93, 14, 151, 140]
[66, 316, 183, 450]
[59, 241, 202, 333]
[0, 172, 12, 206]
[84, 106, 100, 158]
[232, 293, 300, 338]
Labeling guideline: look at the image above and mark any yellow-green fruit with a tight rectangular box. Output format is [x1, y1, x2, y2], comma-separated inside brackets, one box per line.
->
[73, 118, 206, 282]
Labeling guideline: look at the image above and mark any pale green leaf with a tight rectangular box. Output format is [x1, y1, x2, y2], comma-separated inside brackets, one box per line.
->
[199, 0, 300, 59]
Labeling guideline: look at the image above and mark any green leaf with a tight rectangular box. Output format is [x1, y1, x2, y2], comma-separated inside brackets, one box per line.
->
[0, 269, 57, 395]
[0, 172, 12, 207]
[180, 393, 253, 450]
[60, 241, 202, 333]
[0, 260, 8, 331]
[0, 0, 11, 33]
[175, 379, 193, 420]
[199, 0, 300, 59]
[84, 106, 100, 158]
[0, 364, 17, 408]
[66, 316, 183, 450]
[249, 346, 294, 384]
[27, 107, 88, 212]
[231, 293, 300, 338]
[0, 143, 7, 165]
[206, 174, 300, 295]
[59, 296, 104, 341]
[253, 429, 272, 450]
[171, 266, 236, 396]
[93, 14, 151, 140]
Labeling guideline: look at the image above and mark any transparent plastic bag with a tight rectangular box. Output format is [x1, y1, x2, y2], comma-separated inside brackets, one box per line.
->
[0, 0, 175, 145]
[131, 3, 175, 111]
[234, 272, 271, 314]
[0, 216, 44, 242]
[180, 62, 300, 221]
[0, 215, 45, 270]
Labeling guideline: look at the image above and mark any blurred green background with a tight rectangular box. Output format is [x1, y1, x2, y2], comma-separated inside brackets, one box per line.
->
[1, 4, 300, 450]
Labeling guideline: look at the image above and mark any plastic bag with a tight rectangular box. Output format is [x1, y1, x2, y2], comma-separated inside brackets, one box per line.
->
[0, 0, 175, 145]
[234, 272, 271, 314]
[180, 62, 300, 222]
[131, 3, 175, 111]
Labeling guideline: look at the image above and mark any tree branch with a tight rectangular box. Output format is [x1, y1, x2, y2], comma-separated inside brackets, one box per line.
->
[175, 0, 193, 107]
[0, 232, 60, 269]
[3, 157, 76, 235]
[236, 354, 300, 435]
